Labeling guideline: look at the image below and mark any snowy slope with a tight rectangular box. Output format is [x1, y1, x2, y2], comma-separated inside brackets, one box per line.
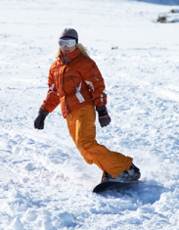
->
[0, 0, 179, 229]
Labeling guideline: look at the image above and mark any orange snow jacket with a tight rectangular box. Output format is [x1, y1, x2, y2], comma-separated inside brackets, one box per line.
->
[41, 47, 107, 118]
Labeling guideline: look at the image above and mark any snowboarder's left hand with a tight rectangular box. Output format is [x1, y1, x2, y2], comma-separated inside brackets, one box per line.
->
[96, 106, 111, 127]
[34, 108, 49, 129]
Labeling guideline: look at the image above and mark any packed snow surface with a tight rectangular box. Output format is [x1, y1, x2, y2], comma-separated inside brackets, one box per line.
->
[0, 0, 179, 229]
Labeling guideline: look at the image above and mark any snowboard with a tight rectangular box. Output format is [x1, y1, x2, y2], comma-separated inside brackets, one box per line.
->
[93, 180, 140, 193]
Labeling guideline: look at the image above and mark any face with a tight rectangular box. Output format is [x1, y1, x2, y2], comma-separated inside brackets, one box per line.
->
[60, 46, 76, 54]
[59, 38, 77, 54]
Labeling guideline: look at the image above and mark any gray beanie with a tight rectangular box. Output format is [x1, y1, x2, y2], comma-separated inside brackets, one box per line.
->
[60, 28, 78, 43]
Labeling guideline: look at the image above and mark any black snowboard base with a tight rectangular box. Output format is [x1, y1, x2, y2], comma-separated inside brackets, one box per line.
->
[93, 180, 140, 193]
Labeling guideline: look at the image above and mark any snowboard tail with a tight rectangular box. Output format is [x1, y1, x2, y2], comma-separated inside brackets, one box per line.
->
[93, 180, 139, 193]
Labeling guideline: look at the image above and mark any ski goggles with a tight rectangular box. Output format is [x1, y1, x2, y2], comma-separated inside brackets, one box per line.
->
[58, 38, 77, 48]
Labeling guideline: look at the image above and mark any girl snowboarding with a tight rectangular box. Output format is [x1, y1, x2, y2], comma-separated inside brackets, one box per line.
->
[34, 28, 140, 182]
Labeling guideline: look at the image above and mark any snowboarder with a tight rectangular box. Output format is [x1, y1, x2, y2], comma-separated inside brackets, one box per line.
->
[34, 28, 140, 183]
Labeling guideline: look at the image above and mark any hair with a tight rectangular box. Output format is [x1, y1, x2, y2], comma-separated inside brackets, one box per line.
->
[56, 43, 89, 58]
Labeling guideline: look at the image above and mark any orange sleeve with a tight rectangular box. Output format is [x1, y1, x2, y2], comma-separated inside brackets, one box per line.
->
[82, 59, 107, 107]
[41, 66, 60, 112]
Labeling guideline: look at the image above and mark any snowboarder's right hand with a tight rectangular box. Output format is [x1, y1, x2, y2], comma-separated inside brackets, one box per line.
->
[34, 108, 49, 129]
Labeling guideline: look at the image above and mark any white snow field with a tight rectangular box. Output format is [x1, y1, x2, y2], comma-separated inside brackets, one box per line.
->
[0, 0, 179, 229]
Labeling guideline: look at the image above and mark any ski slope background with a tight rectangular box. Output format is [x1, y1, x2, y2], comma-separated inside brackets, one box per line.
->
[0, 0, 179, 229]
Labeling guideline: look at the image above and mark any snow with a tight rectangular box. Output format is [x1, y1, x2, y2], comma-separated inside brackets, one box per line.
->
[0, 0, 179, 229]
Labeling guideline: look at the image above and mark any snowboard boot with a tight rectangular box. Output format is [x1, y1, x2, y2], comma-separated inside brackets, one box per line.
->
[125, 163, 141, 181]
[101, 163, 141, 183]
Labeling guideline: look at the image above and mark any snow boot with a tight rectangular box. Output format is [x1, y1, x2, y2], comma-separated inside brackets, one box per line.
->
[101, 163, 141, 183]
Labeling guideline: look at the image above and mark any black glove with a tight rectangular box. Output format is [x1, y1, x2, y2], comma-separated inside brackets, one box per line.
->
[34, 108, 49, 129]
[96, 106, 111, 127]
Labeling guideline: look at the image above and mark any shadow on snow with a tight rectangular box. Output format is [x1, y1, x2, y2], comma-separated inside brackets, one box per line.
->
[99, 180, 165, 205]
[129, 0, 179, 5]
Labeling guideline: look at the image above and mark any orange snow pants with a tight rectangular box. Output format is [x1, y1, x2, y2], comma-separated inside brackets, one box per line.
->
[66, 104, 132, 177]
